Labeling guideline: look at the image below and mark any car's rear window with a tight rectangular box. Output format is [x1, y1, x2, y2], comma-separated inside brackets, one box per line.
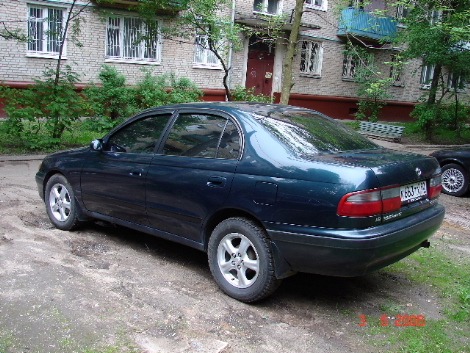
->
[253, 108, 378, 154]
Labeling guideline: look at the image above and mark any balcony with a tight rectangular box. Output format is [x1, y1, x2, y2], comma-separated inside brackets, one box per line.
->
[337, 8, 398, 42]
[91, 0, 188, 15]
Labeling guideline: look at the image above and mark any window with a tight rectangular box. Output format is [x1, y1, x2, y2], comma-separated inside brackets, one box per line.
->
[106, 17, 161, 63]
[27, 5, 65, 57]
[348, 0, 364, 9]
[448, 73, 467, 92]
[253, 0, 280, 15]
[194, 34, 221, 68]
[163, 114, 240, 159]
[105, 114, 170, 154]
[420, 65, 435, 87]
[396, 4, 411, 21]
[305, 0, 327, 11]
[389, 54, 403, 85]
[300, 41, 323, 76]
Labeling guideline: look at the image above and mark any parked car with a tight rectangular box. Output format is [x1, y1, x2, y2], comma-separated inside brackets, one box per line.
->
[430, 147, 470, 197]
[36, 103, 445, 302]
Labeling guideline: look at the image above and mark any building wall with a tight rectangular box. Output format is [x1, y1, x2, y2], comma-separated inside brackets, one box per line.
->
[1, 0, 468, 121]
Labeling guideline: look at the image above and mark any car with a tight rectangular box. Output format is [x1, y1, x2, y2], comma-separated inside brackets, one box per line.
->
[36, 102, 445, 302]
[430, 146, 470, 197]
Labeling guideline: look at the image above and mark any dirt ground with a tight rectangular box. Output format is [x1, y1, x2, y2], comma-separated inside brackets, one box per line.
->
[0, 147, 469, 353]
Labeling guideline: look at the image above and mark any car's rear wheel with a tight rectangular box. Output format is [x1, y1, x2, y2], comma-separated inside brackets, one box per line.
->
[45, 174, 81, 230]
[208, 217, 281, 302]
[441, 163, 469, 197]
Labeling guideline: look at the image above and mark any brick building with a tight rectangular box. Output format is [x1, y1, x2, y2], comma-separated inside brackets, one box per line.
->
[1, 0, 468, 120]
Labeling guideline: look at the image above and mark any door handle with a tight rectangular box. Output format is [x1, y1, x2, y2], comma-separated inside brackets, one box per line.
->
[207, 176, 226, 188]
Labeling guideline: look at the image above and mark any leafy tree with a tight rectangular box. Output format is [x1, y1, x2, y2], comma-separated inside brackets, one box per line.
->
[0, 67, 86, 149]
[279, 0, 305, 105]
[393, 0, 470, 140]
[83, 65, 135, 121]
[342, 43, 395, 122]
[83, 65, 203, 125]
[0, 0, 91, 148]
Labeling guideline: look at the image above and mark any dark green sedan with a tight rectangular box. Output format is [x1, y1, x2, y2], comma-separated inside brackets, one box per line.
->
[36, 103, 445, 302]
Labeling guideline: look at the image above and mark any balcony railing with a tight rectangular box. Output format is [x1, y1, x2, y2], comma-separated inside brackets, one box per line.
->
[337, 8, 398, 42]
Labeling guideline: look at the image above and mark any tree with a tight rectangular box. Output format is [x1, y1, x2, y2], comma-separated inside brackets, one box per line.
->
[279, 0, 305, 105]
[393, 0, 470, 140]
[0, 0, 91, 147]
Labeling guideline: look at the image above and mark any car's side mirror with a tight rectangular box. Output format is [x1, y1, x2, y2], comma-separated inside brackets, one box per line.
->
[90, 139, 103, 151]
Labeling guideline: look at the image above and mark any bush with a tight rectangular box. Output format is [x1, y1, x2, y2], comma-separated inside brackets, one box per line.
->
[231, 86, 274, 103]
[0, 66, 86, 150]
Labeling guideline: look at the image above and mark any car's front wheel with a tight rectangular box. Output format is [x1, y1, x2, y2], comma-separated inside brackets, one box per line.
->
[441, 163, 469, 197]
[208, 217, 281, 302]
[45, 174, 81, 230]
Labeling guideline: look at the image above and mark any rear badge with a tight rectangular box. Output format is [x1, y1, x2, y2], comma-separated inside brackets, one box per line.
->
[415, 167, 422, 177]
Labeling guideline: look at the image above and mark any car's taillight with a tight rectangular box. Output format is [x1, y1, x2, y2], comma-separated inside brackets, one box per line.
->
[429, 174, 442, 199]
[338, 186, 402, 217]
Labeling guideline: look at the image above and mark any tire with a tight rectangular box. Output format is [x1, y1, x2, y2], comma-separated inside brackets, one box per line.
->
[208, 217, 281, 302]
[441, 163, 469, 197]
[45, 174, 81, 230]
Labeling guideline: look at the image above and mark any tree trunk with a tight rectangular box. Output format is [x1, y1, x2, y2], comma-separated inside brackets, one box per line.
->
[424, 64, 442, 141]
[279, 0, 304, 105]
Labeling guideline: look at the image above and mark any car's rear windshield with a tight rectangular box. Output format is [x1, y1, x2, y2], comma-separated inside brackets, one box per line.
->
[253, 108, 379, 154]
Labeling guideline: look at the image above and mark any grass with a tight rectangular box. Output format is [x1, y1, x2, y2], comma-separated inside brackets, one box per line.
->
[361, 245, 470, 353]
[0, 119, 106, 155]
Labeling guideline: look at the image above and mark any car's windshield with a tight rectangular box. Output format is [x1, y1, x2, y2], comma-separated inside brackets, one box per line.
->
[253, 108, 379, 154]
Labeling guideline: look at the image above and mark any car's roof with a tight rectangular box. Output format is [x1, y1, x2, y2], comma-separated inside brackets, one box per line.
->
[145, 102, 317, 115]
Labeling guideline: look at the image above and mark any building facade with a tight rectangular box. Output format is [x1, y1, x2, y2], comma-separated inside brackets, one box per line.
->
[1, 0, 468, 120]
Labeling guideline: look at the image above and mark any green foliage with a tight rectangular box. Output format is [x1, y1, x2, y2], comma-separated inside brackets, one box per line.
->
[343, 43, 393, 122]
[83, 65, 136, 120]
[231, 86, 274, 103]
[134, 70, 203, 109]
[0, 66, 86, 150]
[84, 65, 202, 120]
[411, 101, 470, 142]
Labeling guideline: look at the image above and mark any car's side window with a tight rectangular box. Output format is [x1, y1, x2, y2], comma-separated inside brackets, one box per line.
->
[104, 114, 171, 154]
[163, 113, 240, 159]
[216, 121, 240, 159]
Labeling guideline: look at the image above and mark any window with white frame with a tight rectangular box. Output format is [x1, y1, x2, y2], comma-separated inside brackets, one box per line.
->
[447, 72, 467, 92]
[305, 0, 328, 11]
[106, 17, 161, 63]
[27, 5, 65, 57]
[300, 40, 323, 76]
[193, 34, 221, 68]
[420, 65, 435, 87]
[253, 0, 280, 15]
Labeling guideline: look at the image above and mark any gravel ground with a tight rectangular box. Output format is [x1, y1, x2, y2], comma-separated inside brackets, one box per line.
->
[0, 142, 469, 353]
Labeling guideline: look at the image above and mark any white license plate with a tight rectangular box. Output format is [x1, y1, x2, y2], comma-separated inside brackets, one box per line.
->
[400, 181, 427, 203]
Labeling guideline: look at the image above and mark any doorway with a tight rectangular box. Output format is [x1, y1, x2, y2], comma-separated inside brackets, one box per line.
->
[246, 35, 275, 96]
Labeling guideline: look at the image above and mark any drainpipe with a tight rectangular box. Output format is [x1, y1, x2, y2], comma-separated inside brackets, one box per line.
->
[227, 0, 236, 93]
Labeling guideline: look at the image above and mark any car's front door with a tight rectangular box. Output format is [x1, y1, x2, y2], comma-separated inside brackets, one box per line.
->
[146, 111, 241, 243]
[80, 113, 172, 224]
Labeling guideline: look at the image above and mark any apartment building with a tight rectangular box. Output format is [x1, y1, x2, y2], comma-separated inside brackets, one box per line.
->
[1, 0, 467, 120]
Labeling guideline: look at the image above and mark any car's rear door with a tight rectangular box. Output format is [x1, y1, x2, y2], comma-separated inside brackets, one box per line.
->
[80, 112, 172, 224]
[145, 110, 241, 243]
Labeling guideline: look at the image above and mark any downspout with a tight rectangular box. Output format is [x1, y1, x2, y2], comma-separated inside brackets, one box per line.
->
[227, 0, 236, 95]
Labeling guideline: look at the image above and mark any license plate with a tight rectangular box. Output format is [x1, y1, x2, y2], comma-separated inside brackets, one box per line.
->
[400, 181, 427, 203]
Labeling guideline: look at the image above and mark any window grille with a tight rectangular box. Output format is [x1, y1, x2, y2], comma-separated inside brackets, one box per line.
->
[28, 6, 64, 55]
[300, 41, 323, 76]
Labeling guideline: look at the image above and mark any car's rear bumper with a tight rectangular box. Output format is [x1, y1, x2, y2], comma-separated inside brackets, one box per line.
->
[267, 204, 445, 278]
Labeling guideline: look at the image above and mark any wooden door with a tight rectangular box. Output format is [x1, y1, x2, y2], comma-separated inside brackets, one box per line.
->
[246, 50, 275, 96]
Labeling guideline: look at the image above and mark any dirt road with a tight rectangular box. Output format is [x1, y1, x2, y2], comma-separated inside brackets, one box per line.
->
[1, 156, 469, 353]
